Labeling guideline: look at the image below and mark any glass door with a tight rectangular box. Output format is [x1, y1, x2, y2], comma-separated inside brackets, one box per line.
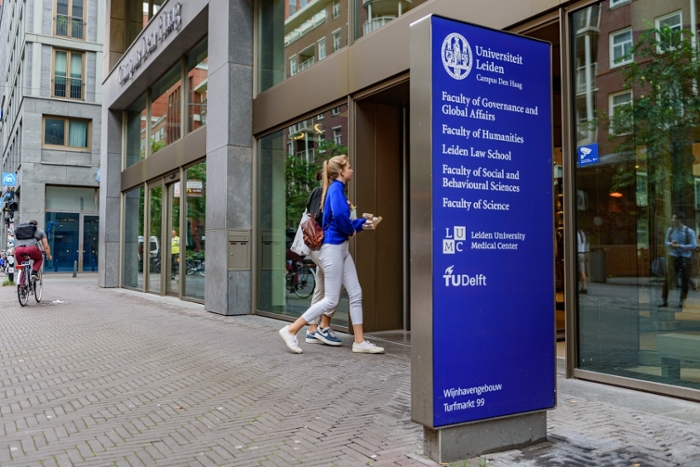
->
[44, 212, 80, 272]
[81, 215, 99, 272]
[147, 183, 163, 294]
[166, 180, 181, 295]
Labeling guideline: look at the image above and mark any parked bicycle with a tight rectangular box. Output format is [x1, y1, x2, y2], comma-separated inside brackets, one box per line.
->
[16, 253, 42, 306]
[186, 256, 205, 276]
[286, 258, 316, 299]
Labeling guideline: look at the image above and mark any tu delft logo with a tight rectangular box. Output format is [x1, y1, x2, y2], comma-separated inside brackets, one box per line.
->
[443, 226, 466, 254]
[442, 33, 473, 80]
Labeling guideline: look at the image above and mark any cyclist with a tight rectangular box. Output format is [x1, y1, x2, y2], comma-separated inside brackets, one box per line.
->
[14, 219, 52, 280]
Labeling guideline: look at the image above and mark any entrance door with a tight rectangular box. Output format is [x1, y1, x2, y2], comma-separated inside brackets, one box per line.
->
[81, 215, 99, 272]
[355, 82, 410, 332]
[45, 212, 80, 272]
[165, 180, 181, 295]
[147, 183, 163, 294]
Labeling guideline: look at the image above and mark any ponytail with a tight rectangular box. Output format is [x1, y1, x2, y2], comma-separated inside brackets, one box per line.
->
[320, 155, 348, 210]
[320, 160, 331, 211]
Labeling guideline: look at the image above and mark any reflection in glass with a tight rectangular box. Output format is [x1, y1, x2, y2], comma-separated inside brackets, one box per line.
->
[82, 215, 99, 272]
[167, 182, 180, 295]
[123, 186, 145, 290]
[185, 162, 206, 300]
[258, 105, 350, 326]
[186, 38, 208, 133]
[151, 65, 182, 155]
[44, 213, 79, 272]
[573, 1, 700, 391]
[148, 185, 163, 294]
[125, 94, 147, 168]
[355, 0, 428, 39]
[258, 0, 348, 92]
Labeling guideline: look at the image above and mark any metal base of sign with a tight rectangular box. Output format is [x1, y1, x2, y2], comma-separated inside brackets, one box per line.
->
[423, 411, 547, 463]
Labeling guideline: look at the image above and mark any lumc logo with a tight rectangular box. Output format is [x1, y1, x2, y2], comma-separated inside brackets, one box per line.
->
[441, 33, 473, 80]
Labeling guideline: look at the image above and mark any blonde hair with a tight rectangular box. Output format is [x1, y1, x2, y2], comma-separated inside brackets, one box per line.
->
[320, 155, 349, 211]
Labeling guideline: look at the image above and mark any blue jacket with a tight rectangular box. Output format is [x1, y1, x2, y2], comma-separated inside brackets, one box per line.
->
[322, 180, 366, 244]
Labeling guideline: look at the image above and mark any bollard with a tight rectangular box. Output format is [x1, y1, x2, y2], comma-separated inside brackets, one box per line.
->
[73, 260, 77, 278]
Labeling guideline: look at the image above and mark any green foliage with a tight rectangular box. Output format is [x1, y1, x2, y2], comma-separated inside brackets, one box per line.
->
[2, 279, 14, 286]
[285, 139, 347, 227]
[605, 24, 700, 198]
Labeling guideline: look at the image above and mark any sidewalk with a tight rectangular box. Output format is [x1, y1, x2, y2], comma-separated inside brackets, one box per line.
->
[1, 276, 700, 466]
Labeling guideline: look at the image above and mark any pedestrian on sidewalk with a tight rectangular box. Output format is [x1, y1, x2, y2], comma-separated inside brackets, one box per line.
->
[577, 228, 590, 294]
[303, 172, 342, 347]
[660, 212, 696, 308]
[279, 155, 384, 354]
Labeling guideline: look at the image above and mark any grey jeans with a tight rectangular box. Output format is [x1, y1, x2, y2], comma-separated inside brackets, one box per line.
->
[301, 242, 363, 325]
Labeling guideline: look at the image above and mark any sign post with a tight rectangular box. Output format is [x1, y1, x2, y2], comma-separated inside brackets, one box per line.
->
[410, 15, 555, 463]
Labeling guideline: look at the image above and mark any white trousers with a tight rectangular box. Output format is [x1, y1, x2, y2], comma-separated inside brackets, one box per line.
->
[307, 249, 338, 325]
[301, 242, 363, 325]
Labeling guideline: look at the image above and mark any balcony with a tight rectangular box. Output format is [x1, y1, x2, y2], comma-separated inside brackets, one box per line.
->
[363, 16, 396, 35]
[53, 76, 83, 100]
[56, 15, 84, 40]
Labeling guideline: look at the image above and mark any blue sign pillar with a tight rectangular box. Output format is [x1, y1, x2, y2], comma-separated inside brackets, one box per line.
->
[411, 15, 555, 462]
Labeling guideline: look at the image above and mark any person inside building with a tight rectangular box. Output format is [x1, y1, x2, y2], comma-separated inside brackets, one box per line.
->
[577, 228, 589, 294]
[14, 219, 52, 279]
[171, 229, 180, 280]
[279, 155, 384, 354]
[660, 212, 696, 308]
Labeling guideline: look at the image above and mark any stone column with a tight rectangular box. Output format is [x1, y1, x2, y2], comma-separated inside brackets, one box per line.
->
[98, 109, 122, 287]
[205, 0, 254, 315]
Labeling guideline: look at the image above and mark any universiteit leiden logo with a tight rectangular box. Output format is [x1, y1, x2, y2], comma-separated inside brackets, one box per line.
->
[441, 32, 473, 80]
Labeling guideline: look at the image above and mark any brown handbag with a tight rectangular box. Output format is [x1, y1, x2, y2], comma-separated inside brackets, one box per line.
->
[301, 214, 324, 250]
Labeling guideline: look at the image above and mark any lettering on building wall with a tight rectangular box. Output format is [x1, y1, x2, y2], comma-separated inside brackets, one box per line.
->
[118, 3, 183, 85]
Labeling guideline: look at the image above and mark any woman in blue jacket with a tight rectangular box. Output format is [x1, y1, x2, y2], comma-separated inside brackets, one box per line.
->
[279, 155, 384, 354]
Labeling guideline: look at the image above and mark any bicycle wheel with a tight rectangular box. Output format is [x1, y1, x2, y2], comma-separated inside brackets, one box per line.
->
[17, 270, 28, 307]
[294, 267, 315, 299]
[34, 271, 43, 303]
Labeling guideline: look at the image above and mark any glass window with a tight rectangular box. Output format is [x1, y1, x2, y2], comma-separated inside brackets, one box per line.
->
[123, 185, 145, 290]
[572, 1, 700, 392]
[354, 0, 428, 39]
[53, 49, 83, 99]
[258, 0, 347, 92]
[332, 29, 341, 52]
[43, 116, 90, 149]
[656, 12, 682, 52]
[147, 184, 162, 294]
[257, 104, 349, 325]
[610, 0, 629, 7]
[55, 0, 84, 39]
[332, 0, 340, 18]
[186, 38, 208, 133]
[610, 29, 633, 67]
[125, 94, 147, 168]
[318, 37, 327, 60]
[150, 64, 182, 155]
[45, 186, 98, 211]
[184, 162, 206, 300]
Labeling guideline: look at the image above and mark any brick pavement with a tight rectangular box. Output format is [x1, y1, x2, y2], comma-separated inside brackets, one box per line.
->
[1, 275, 700, 466]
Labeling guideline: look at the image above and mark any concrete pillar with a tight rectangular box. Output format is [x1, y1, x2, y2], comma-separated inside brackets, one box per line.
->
[98, 109, 122, 287]
[205, 0, 254, 315]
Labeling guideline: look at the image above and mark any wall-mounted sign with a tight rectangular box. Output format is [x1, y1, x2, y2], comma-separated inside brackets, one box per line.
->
[2, 172, 17, 187]
[186, 180, 203, 197]
[577, 143, 599, 166]
[118, 2, 183, 85]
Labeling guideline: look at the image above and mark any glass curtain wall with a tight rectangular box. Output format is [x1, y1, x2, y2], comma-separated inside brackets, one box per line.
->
[123, 186, 145, 289]
[187, 38, 208, 132]
[184, 162, 206, 300]
[258, 104, 350, 326]
[125, 94, 147, 168]
[150, 65, 182, 155]
[573, 0, 700, 391]
[258, 0, 349, 92]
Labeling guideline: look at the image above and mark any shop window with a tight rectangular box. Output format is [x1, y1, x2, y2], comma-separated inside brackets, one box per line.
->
[55, 0, 84, 39]
[43, 116, 90, 149]
[184, 161, 206, 301]
[53, 49, 83, 99]
[186, 38, 208, 133]
[125, 94, 147, 168]
[258, 0, 348, 92]
[572, 2, 700, 394]
[257, 104, 349, 325]
[610, 29, 633, 67]
[150, 64, 182, 155]
[354, 0, 428, 39]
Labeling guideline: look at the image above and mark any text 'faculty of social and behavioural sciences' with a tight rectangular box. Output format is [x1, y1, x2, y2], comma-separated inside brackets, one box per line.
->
[429, 16, 555, 427]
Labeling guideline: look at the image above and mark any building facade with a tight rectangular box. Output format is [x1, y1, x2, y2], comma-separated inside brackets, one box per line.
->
[0, 0, 103, 272]
[100, 0, 700, 401]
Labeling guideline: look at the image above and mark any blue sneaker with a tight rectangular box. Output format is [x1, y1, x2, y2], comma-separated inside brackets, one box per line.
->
[315, 327, 342, 346]
[306, 331, 322, 344]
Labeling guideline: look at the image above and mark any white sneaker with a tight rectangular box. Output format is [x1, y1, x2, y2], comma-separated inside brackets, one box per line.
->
[352, 340, 384, 354]
[279, 325, 302, 354]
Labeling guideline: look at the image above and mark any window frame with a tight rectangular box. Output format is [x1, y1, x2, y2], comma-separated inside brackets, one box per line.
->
[655, 11, 683, 53]
[609, 28, 633, 68]
[332, 28, 342, 52]
[317, 37, 327, 61]
[53, 0, 86, 40]
[289, 54, 298, 76]
[332, 126, 342, 145]
[332, 0, 340, 19]
[42, 115, 92, 150]
[608, 90, 633, 135]
[609, 0, 629, 8]
[51, 48, 85, 100]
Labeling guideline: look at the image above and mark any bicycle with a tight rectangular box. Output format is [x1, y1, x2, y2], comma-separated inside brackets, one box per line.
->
[286, 259, 316, 299]
[16, 254, 42, 306]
